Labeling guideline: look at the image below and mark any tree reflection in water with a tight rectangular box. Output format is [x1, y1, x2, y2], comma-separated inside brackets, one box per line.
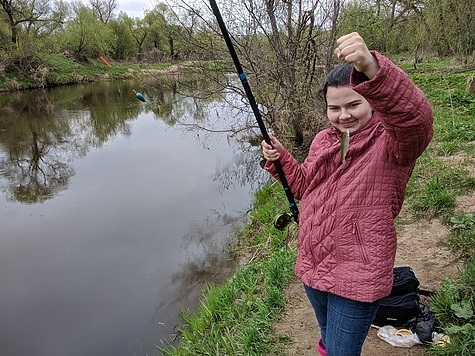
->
[0, 90, 76, 203]
[0, 82, 141, 203]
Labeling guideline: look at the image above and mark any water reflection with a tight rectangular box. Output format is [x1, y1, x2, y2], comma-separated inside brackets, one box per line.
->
[0, 90, 72, 203]
[0, 74, 260, 204]
[0, 76, 268, 355]
[0, 82, 141, 203]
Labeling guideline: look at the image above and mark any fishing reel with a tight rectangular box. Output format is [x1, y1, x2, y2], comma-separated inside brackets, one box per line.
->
[273, 213, 294, 231]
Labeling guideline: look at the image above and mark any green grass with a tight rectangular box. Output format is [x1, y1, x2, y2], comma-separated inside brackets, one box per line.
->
[43, 55, 136, 85]
[175, 253, 294, 355]
[160, 185, 297, 355]
[406, 153, 475, 219]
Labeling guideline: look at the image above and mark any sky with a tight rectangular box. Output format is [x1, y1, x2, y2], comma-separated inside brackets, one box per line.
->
[118, 0, 154, 18]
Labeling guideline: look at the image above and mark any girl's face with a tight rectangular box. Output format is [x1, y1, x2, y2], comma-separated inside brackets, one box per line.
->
[326, 85, 373, 133]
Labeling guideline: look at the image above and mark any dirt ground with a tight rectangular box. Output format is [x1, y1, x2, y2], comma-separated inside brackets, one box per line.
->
[271, 166, 475, 355]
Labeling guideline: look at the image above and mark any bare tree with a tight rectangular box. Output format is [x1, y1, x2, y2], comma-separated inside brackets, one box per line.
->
[170, 0, 341, 149]
[257, 0, 342, 146]
[88, 0, 118, 23]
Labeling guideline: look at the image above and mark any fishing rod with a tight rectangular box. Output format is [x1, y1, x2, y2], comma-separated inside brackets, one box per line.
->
[209, 0, 299, 229]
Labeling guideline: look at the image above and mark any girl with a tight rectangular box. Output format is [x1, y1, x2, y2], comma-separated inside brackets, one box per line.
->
[261, 32, 434, 355]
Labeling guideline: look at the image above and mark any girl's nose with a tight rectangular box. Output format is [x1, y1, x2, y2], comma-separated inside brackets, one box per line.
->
[339, 109, 351, 120]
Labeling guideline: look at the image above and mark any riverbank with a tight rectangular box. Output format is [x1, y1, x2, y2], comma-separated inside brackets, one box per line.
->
[159, 182, 299, 354]
[0, 54, 174, 92]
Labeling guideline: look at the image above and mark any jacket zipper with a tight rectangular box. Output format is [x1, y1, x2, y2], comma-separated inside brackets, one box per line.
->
[352, 219, 370, 264]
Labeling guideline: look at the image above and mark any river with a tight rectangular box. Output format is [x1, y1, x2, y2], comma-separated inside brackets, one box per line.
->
[0, 76, 266, 355]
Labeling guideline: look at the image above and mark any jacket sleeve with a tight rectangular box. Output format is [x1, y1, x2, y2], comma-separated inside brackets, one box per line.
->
[263, 130, 328, 200]
[351, 51, 434, 166]
[263, 149, 305, 199]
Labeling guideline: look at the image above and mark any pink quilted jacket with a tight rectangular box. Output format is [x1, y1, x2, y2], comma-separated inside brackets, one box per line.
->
[265, 52, 434, 302]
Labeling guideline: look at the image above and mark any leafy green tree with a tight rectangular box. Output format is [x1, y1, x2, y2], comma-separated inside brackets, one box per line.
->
[338, 0, 428, 53]
[143, 6, 167, 51]
[0, 19, 11, 48]
[108, 12, 136, 60]
[127, 3, 174, 59]
[166, 23, 185, 59]
[62, 4, 114, 60]
[129, 17, 149, 55]
[165, 2, 214, 60]
[153, 3, 179, 59]
[338, 1, 385, 51]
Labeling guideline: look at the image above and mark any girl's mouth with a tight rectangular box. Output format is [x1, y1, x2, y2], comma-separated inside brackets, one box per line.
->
[340, 120, 356, 129]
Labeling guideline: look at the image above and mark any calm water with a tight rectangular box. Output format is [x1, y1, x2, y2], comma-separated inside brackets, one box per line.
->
[0, 78, 265, 355]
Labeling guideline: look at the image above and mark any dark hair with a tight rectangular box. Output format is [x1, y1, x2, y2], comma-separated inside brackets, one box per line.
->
[318, 62, 353, 105]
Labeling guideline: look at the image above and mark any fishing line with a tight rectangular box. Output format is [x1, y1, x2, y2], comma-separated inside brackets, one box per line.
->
[209, 0, 299, 228]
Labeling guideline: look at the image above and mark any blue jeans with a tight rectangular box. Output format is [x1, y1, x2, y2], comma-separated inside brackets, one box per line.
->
[304, 284, 380, 356]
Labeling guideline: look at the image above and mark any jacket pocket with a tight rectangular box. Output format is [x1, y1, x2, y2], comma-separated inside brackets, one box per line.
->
[337, 206, 393, 266]
[352, 218, 370, 265]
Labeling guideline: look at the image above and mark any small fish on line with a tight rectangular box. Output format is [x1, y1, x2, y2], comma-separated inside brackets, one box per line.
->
[133, 89, 146, 102]
[341, 129, 350, 165]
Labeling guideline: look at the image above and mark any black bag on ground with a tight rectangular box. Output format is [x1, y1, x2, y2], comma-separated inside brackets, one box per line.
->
[373, 266, 422, 327]
[407, 306, 438, 343]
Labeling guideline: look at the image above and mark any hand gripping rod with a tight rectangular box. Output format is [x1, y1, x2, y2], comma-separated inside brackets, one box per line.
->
[209, 0, 299, 224]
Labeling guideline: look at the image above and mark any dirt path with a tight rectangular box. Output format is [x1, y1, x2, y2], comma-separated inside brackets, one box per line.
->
[271, 190, 475, 355]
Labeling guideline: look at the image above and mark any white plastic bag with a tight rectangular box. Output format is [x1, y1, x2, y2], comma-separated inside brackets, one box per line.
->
[376, 325, 423, 348]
